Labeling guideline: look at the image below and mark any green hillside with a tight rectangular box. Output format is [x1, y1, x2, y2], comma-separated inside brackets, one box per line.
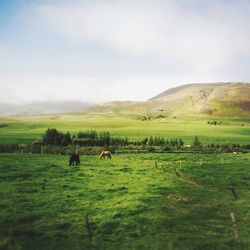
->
[84, 83, 250, 118]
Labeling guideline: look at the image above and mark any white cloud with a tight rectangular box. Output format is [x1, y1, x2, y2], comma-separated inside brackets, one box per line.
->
[0, 68, 231, 104]
[1, 0, 250, 104]
[37, 0, 250, 75]
[0, 71, 165, 103]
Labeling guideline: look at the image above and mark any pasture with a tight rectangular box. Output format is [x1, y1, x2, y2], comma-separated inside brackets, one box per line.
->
[0, 152, 250, 249]
[0, 115, 250, 145]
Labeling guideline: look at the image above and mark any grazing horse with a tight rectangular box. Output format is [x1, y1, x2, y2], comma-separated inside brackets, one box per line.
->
[69, 153, 80, 166]
[100, 150, 112, 159]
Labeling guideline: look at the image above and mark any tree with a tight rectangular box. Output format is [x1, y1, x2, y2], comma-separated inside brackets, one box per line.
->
[43, 128, 60, 145]
[42, 128, 72, 146]
[192, 136, 202, 148]
[100, 131, 111, 146]
[77, 130, 98, 139]
[178, 138, 184, 148]
[148, 136, 154, 146]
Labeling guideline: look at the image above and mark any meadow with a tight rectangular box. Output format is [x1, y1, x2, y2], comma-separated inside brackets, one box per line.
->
[0, 115, 249, 145]
[0, 152, 250, 250]
[0, 114, 250, 249]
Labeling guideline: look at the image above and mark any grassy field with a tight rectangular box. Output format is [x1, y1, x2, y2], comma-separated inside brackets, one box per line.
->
[0, 115, 250, 145]
[0, 152, 250, 250]
[0, 114, 249, 249]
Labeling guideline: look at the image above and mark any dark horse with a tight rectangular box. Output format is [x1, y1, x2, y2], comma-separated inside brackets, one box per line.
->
[100, 150, 112, 159]
[69, 153, 80, 166]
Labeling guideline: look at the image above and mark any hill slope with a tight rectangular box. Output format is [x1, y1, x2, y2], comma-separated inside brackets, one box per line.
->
[84, 82, 250, 118]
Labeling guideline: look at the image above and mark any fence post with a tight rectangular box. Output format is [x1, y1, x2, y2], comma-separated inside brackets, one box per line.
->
[230, 212, 239, 240]
[231, 187, 238, 199]
[173, 167, 181, 177]
[155, 161, 158, 169]
[85, 214, 93, 241]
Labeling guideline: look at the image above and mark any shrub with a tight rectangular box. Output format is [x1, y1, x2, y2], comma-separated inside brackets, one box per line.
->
[42, 128, 72, 146]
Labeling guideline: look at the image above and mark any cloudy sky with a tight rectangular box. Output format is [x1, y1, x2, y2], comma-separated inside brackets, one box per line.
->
[1, 0, 250, 104]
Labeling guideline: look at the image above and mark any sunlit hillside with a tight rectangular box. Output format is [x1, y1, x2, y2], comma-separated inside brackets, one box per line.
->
[84, 83, 250, 118]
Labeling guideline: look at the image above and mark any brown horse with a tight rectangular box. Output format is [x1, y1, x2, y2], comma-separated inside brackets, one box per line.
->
[100, 150, 112, 159]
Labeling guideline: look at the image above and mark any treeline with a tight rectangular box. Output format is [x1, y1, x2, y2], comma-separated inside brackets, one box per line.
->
[27, 128, 250, 152]
[40, 128, 185, 148]
[42, 128, 72, 146]
[74, 130, 128, 146]
[1, 128, 250, 154]
[207, 143, 250, 151]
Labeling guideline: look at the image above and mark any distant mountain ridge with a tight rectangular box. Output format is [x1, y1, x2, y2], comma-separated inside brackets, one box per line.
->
[85, 82, 250, 118]
[1, 83, 250, 117]
[0, 101, 92, 116]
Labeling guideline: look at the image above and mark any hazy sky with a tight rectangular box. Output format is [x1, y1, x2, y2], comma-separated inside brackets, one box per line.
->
[1, 0, 250, 103]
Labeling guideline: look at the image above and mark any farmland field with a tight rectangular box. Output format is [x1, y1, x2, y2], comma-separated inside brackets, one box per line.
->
[2, 1, 250, 249]
[0, 115, 250, 145]
[0, 152, 250, 250]
[0, 114, 250, 249]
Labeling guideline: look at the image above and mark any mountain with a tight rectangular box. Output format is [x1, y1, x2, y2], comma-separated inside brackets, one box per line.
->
[0, 101, 92, 116]
[2, 83, 249, 117]
[84, 82, 250, 118]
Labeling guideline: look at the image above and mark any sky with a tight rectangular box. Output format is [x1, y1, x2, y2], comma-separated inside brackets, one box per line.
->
[1, 0, 250, 104]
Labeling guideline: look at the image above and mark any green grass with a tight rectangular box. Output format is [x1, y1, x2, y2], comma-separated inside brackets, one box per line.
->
[0, 115, 250, 145]
[1, 114, 249, 249]
[0, 153, 250, 249]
